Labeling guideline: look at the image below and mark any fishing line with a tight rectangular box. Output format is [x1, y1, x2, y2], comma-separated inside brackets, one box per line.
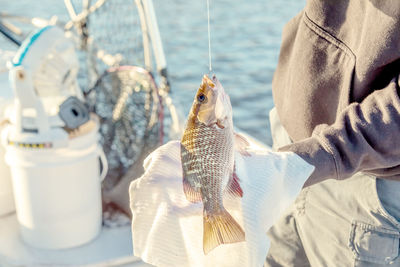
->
[207, 0, 212, 73]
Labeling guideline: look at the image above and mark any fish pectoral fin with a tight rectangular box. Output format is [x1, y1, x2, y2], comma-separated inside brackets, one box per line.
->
[182, 177, 202, 203]
[203, 209, 245, 254]
[234, 132, 251, 156]
[226, 169, 243, 198]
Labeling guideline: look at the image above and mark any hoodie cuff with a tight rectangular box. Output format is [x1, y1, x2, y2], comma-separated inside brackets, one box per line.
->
[278, 136, 338, 184]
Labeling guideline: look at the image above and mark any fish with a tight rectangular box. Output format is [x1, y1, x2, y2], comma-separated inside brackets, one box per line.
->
[180, 74, 248, 254]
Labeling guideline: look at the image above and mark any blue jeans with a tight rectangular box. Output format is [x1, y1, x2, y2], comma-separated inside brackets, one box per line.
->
[266, 108, 400, 266]
[265, 174, 400, 266]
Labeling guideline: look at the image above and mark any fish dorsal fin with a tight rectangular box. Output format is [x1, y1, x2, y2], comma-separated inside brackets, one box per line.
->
[203, 208, 245, 254]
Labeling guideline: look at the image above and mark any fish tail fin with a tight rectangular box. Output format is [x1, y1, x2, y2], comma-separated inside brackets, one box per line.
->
[203, 209, 245, 254]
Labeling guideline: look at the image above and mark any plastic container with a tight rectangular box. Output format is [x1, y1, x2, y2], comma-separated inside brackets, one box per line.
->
[0, 132, 14, 217]
[0, 50, 16, 217]
[0, 99, 15, 217]
[4, 120, 108, 249]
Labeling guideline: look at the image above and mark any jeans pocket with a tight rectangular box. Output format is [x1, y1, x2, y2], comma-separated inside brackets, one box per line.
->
[349, 221, 400, 265]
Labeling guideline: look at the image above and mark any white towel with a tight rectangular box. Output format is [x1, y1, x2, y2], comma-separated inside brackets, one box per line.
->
[129, 139, 314, 267]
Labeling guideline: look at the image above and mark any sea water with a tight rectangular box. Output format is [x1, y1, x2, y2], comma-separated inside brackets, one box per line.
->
[0, 0, 305, 145]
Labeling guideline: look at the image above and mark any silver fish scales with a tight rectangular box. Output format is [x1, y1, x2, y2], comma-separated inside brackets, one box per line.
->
[181, 74, 245, 254]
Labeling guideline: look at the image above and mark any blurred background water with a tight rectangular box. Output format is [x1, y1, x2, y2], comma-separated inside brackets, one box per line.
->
[0, 0, 305, 146]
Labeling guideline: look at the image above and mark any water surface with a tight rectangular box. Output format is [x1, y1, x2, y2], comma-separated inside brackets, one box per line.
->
[0, 0, 305, 145]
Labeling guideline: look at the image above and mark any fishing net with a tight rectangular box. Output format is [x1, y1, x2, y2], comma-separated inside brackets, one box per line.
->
[65, 0, 143, 90]
[66, 0, 176, 193]
[86, 66, 163, 190]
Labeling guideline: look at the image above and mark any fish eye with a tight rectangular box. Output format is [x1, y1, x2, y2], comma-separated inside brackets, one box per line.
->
[197, 93, 206, 103]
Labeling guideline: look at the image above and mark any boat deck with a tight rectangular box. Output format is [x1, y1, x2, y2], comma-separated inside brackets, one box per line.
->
[0, 212, 152, 267]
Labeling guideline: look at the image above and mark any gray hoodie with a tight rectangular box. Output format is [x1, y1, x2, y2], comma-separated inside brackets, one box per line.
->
[274, 0, 400, 183]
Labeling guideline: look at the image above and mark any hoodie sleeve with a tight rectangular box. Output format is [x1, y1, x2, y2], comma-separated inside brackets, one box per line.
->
[279, 75, 400, 184]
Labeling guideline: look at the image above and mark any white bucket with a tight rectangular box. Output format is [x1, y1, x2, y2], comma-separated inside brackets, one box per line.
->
[4, 121, 107, 249]
[0, 140, 14, 216]
[0, 99, 15, 217]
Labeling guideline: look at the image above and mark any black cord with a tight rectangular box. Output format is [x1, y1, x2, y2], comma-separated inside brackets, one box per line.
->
[0, 22, 21, 46]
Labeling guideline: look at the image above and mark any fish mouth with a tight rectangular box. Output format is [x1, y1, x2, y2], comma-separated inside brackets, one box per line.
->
[202, 75, 216, 89]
